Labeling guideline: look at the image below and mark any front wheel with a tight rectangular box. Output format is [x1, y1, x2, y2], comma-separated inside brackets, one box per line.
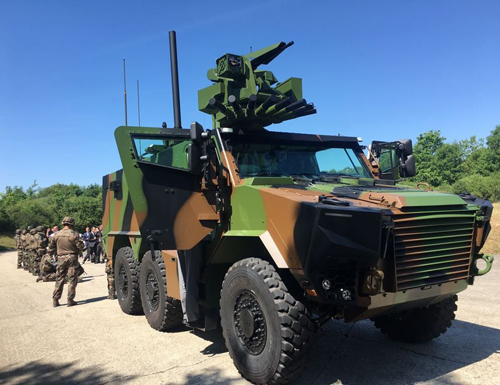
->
[220, 258, 314, 385]
[372, 295, 458, 343]
[139, 250, 183, 331]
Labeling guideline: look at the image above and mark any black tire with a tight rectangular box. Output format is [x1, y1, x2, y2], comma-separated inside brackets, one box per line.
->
[139, 250, 183, 331]
[372, 295, 458, 343]
[220, 258, 314, 385]
[115, 246, 143, 315]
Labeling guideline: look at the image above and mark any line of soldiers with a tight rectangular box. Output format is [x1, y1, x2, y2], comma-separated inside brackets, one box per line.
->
[14, 226, 84, 283]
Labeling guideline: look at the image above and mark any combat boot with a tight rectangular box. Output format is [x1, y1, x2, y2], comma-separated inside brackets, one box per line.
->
[107, 294, 116, 300]
[36, 276, 43, 282]
[53, 299, 60, 307]
[67, 299, 78, 307]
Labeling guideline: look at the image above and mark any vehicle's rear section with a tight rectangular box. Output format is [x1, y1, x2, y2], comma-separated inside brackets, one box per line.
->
[101, 169, 143, 260]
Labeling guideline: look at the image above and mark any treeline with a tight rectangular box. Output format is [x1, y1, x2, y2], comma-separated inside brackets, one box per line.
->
[0, 182, 102, 233]
[410, 125, 500, 201]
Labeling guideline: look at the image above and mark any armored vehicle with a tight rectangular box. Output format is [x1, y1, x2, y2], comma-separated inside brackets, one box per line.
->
[102, 31, 494, 384]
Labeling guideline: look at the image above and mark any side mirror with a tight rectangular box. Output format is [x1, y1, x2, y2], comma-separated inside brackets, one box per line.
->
[189, 121, 209, 175]
[397, 139, 413, 156]
[400, 154, 416, 177]
[187, 143, 202, 175]
[190, 121, 208, 144]
[370, 139, 415, 180]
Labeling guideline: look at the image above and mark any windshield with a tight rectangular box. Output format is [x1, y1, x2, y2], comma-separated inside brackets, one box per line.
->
[229, 142, 372, 179]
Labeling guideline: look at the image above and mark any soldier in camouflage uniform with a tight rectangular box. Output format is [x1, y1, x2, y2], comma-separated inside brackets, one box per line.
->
[34, 226, 48, 276]
[104, 256, 116, 299]
[36, 253, 57, 282]
[49, 217, 84, 307]
[28, 228, 37, 275]
[15, 229, 22, 269]
[21, 228, 29, 270]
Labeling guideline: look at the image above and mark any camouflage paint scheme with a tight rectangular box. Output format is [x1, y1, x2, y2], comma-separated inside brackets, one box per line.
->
[102, 40, 494, 328]
[102, 126, 494, 325]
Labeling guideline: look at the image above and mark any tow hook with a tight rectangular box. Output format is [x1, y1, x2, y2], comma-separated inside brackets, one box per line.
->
[471, 254, 494, 276]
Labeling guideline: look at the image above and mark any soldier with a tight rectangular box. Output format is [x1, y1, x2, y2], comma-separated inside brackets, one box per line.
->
[20, 228, 28, 270]
[15, 229, 22, 269]
[49, 217, 84, 307]
[28, 227, 37, 275]
[36, 253, 57, 282]
[34, 226, 48, 276]
[104, 256, 116, 299]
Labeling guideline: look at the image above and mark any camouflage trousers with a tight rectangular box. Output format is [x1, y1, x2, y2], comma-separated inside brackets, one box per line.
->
[29, 252, 37, 274]
[23, 251, 30, 270]
[105, 264, 115, 296]
[53, 255, 79, 301]
[17, 250, 23, 268]
[42, 272, 57, 282]
[33, 251, 44, 275]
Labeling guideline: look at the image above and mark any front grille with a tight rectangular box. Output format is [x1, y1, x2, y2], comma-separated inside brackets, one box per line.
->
[392, 205, 476, 291]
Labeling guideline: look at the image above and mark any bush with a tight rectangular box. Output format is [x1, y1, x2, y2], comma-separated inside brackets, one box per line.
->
[452, 174, 500, 201]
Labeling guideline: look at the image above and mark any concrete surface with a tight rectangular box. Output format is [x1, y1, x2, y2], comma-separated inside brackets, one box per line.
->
[0, 250, 498, 385]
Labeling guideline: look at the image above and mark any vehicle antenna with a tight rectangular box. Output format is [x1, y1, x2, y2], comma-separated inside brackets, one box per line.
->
[137, 80, 141, 127]
[123, 59, 128, 126]
[169, 31, 182, 129]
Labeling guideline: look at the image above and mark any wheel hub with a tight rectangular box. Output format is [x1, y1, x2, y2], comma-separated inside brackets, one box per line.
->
[234, 291, 267, 355]
[145, 270, 159, 311]
[118, 265, 128, 297]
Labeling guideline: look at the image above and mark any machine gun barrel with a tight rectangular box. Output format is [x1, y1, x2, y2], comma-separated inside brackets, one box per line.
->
[255, 95, 278, 116]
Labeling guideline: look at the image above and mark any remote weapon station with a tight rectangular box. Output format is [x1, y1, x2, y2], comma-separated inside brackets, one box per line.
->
[102, 31, 494, 384]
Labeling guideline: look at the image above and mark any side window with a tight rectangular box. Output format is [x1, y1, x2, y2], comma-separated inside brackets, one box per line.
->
[378, 148, 398, 173]
[132, 136, 191, 170]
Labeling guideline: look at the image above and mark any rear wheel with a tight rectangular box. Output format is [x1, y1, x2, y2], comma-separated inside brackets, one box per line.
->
[372, 295, 458, 343]
[115, 246, 143, 315]
[220, 258, 314, 385]
[139, 250, 183, 331]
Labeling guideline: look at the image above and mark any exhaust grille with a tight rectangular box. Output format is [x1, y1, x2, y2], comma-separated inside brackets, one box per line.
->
[393, 205, 476, 291]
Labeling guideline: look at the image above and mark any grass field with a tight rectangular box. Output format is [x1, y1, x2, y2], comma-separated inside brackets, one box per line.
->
[482, 202, 500, 255]
[1, 203, 499, 254]
[0, 233, 16, 251]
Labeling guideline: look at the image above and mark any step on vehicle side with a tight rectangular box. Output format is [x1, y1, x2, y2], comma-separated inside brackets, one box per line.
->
[102, 31, 495, 385]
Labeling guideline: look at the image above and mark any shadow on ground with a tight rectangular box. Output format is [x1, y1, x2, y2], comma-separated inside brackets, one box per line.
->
[0, 360, 136, 385]
[79, 295, 108, 305]
[196, 328, 228, 356]
[165, 367, 244, 385]
[174, 318, 500, 384]
[294, 318, 500, 385]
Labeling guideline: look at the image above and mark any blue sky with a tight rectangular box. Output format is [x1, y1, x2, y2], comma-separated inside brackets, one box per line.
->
[1, 0, 499, 191]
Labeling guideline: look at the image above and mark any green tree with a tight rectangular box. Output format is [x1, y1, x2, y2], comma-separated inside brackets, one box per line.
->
[485, 125, 500, 172]
[412, 130, 446, 186]
[434, 142, 464, 185]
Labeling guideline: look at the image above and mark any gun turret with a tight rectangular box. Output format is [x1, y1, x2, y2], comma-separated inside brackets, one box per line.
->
[198, 41, 316, 131]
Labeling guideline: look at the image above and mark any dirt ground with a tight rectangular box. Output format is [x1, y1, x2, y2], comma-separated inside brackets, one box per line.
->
[0, 250, 499, 385]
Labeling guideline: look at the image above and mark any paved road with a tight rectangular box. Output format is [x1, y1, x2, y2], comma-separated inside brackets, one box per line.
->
[0, 250, 499, 385]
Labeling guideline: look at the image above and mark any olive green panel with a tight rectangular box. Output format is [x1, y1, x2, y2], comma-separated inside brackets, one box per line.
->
[273, 77, 302, 101]
[149, 141, 190, 170]
[374, 191, 467, 207]
[229, 185, 267, 231]
[241, 177, 294, 186]
[114, 126, 151, 220]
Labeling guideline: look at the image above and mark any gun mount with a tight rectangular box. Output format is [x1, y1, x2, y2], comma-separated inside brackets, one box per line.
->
[198, 41, 316, 131]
